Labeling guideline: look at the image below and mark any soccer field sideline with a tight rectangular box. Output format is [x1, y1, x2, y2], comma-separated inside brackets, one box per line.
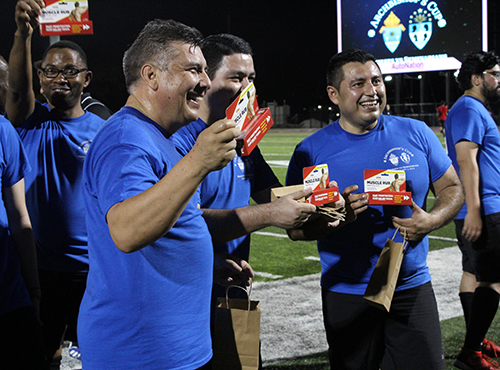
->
[253, 245, 463, 364]
[59, 245, 463, 369]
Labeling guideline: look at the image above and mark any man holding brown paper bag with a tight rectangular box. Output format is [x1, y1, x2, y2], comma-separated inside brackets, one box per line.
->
[172, 34, 319, 290]
[286, 49, 463, 370]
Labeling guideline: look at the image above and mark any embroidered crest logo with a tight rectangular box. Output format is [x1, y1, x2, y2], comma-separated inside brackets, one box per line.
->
[409, 9, 432, 50]
[379, 11, 405, 53]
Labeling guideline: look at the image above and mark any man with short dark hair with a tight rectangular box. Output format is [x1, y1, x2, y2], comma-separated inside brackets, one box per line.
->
[287, 49, 464, 369]
[445, 51, 500, 370]
[78, 20, 253, 369]
[7, 0, 105, 365]
[172, 34, 316, 290]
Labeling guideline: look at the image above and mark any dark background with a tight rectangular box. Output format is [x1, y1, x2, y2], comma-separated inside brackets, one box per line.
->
[1, 0, 499, 118]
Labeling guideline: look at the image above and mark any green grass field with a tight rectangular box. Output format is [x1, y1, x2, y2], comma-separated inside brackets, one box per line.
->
[253, 129, 500, 369]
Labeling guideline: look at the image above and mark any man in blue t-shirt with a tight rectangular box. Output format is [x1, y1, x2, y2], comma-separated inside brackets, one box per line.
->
[0, 116, 48, 369]
[445, 51, 500, 370]
[287, 49, 463, 370]
[78, 20, 253, 370]
[6, 1, 104, 365]
[172, 33, 316, 280]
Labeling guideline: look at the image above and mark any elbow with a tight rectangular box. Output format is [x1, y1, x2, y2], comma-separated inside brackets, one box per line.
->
[110, 233, 138, 254]
[286, 229, 300, 241]
[108, 221, 146, 253]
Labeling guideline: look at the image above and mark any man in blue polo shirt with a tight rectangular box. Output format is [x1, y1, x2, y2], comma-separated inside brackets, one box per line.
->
[287, 49, 463, 370]
[445, 51, 500, 370]
[7, 0, 104, 365]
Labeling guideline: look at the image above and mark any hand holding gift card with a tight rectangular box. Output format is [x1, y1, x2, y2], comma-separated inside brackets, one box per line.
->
[364, 169, 412, 205]
[225, 83, 274, 156]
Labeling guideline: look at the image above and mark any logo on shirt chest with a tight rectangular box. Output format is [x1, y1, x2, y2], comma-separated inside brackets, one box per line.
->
[383, 147, 414, 168]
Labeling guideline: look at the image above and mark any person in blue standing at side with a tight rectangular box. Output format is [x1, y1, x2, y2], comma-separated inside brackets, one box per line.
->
[286, 49, 464, 370]
[0, 55, 48, 370]
[445, 51, 500, 370]
[6, 1, 105, 366]
[78, 19, 254, 369]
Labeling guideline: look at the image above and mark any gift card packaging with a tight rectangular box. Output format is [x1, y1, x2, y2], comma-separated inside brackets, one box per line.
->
[225, 83, 274, 156]
[364, 169, 412, 205]
[302, 165, 339, 206]
[39, 0, 94, 36]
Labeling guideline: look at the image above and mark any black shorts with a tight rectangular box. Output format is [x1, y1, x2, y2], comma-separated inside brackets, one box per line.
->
[455, 212, 500, 282]
[322, 282, 445, 370]
[0, 305, 48, 369]
[39, 270, 87, 358]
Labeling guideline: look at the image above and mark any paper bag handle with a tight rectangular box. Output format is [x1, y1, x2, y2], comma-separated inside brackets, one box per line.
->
[225, 284, 251, 311]
[392, 227, 409, 252]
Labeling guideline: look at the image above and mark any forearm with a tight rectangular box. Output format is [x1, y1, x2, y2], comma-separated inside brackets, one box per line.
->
[107, 154, 210, 253]
[7, 31, 35, 126]
[12, 226, 40, 294]
[203, 204, 275, 243]
[459, 162, 481, 216]
[427, 167, 464, 231]
[429, 182, 463, 229]
[286, 216, 336, 241]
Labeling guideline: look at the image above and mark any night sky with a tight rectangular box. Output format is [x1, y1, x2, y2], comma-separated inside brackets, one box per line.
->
[0, 1, 498, 115]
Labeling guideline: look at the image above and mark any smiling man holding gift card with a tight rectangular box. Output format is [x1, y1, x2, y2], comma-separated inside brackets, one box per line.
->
[286, 49, 464, 370]
[172, 34, 318, 288]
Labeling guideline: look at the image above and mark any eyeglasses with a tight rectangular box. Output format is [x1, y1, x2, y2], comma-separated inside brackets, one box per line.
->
[483, 71, 500, 80]
[40, 67, 88, 79]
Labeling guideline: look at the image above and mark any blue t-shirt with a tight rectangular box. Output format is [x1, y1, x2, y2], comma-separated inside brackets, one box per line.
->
[287, 115, 451, 295]
[172, 118, 278, 260]
[0, 117, 32, 315]
[79, 107, 213, 370]
[445, 95, 500, 219]
[16, 102, 104, 272]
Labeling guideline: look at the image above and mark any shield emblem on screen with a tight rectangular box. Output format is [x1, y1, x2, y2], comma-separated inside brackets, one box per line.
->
[409, 22, 432, 50]
[382, 26, 402, 53]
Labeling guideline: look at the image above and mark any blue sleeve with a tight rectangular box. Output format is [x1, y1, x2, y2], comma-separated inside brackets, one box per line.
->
[421, 123, 452, 183]
[449, 106, 484, 147]
[286, 142, 311, 186]
[0, 120, 30, 187]
[250, 146, 280, 195]
[90, 144, 163, 216]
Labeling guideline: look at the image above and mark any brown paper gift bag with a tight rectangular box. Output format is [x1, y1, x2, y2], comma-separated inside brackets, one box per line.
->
[212, 285, 261, 370]
[363, 229, 408, 312]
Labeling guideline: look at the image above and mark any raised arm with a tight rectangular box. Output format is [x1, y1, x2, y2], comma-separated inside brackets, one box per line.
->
[392, 165, 464, 241]
[6, 0, 44, 127]
[107, 120, 240, 253]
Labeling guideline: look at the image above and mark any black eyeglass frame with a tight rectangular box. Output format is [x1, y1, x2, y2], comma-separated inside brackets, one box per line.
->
[40, 67, 89, 79]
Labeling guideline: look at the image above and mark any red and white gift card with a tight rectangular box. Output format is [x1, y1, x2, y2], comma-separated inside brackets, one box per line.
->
[364, 169, 412, 205]
[302, 164, 339, 206]
[226, 83, 273, 156]
[39, 0, 93, 36]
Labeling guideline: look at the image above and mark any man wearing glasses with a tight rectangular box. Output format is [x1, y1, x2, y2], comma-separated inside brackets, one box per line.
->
[445, 51, 500, 370]
[6, 0, 104, 366]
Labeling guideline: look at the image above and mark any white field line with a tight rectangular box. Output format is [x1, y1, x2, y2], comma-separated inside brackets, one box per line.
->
[254, 230, 457, 243]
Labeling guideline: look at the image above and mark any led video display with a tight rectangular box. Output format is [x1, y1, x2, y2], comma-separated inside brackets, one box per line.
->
[337, 0, 487, 73]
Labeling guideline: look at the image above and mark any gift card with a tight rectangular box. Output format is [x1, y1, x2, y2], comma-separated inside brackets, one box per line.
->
[225, 83, 259, 131]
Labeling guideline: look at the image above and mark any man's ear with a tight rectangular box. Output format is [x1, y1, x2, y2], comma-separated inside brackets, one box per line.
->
[471, 73, 483, 87]
[327, 85, 340, 105]
[83, 70, 93, 88]
[140, 64, 160, 90]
